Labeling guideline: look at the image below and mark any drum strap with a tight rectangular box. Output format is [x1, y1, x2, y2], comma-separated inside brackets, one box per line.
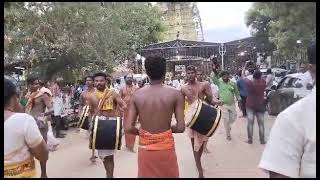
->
[90, 89, 115, 150]
[94, 89, 113, 116]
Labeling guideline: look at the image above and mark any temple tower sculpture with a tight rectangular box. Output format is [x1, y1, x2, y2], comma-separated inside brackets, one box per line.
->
[156, 2, 204, 41]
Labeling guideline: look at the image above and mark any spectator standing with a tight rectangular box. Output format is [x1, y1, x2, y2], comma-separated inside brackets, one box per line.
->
[243, 70, 266, 144]
[236, 71, 248, 117]
[265, 69, 274, 90]
[211, 65, 240, 141]
[258, 41, 316, 178]
[4, 78, 49, 178]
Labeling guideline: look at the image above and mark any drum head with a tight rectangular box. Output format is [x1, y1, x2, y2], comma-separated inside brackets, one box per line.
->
[188, 101, 221, 137]
[90, 117, 122, 150]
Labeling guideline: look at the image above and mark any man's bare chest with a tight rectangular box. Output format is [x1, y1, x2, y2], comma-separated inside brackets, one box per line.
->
[33, 96, 45, 107]
[184, 85, 205, 99]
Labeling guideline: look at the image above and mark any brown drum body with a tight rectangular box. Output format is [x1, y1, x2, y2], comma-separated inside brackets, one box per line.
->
[187, 100, 222, 137]
[89, 116, 122, 150]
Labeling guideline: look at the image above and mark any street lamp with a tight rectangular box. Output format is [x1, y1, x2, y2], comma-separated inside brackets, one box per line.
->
[219, 43, 226, 70]
[239, 52, 245, 56]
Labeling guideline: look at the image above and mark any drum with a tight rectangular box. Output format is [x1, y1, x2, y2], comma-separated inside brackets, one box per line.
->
[89, 116, 122, 150]
[186, 100, 222, 137]
[78, 105, 90, 130]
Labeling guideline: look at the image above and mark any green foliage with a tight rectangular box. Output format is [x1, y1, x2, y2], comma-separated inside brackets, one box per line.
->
[4, 2, 165, 81]
[246, 2, 316, 59]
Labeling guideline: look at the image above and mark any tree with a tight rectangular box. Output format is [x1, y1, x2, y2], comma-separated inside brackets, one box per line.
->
[4, 2, 165, 81]
[245, 3, 275, 58]
[246, 2, 316, 61]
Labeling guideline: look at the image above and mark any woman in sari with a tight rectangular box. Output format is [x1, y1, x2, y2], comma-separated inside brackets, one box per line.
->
[4, 78, 49, 178]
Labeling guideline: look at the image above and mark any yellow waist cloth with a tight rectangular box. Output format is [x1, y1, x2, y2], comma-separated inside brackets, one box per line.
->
[95, 89, 113, 111]
[4, 158, 36, 178]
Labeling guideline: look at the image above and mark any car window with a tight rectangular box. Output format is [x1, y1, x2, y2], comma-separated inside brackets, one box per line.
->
[278, 77, 290, 89]
[290, 78, 301, 88]
[287, 78, 297, 88]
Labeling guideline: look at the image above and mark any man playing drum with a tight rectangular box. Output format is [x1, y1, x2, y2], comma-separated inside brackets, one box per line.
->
[125, 56, 185, 178]
[181, 65, 222, 178]
[86, 72, 126, 178]
[78, 76, 98, 163]
[196, 70, 219, 154]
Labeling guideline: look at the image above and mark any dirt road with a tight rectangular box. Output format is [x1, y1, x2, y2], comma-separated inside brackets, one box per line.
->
[37, 113, 276, 178]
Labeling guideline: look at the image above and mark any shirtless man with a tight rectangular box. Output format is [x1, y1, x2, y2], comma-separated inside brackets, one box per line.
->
[25, 76, 53, 178]
[181, 65, 222, 178]
[120, 77, 137, 152]
[78, 76, 95, 120]
[86, 72, 126, 178]
[196, 70, 215, 154]
[78, 76, 97, 162]
[125, 56, 185, 178]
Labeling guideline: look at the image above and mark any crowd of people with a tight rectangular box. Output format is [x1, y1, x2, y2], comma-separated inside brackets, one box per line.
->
[4, 41, 315, 178]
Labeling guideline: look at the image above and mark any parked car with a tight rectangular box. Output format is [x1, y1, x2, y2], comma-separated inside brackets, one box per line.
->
[266, 73, 312, 115]
[260, 67, 287, 86]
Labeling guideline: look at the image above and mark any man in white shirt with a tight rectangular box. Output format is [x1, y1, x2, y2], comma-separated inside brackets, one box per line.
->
[172, 74, 183, 90]
[295, 64, 313, 89]
[259, 41, 316, 178]
[113, 79, 121, 93]
[265, 69, 275, 89]
[241, 62, 255, 81]
[52, 80, 66, 138]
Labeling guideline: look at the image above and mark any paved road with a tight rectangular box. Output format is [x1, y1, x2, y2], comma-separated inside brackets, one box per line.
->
[37, 112, 276, 178]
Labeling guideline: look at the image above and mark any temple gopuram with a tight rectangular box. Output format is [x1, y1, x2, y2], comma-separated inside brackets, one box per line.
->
[156, 2, 204, 42]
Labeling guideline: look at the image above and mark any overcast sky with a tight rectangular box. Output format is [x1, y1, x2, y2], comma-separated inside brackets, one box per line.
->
[197, 2, 253, 43]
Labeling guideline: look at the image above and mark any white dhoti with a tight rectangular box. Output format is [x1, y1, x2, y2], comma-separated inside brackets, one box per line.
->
[97, 150, 116, 159]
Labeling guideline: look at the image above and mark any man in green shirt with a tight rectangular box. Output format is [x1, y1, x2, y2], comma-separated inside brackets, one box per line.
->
[211, 66, 240, 141]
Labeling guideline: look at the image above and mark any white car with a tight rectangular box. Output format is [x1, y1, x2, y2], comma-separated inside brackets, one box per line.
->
[266, 73, 312, 115]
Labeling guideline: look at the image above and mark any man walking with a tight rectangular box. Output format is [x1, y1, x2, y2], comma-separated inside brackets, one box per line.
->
[243, 69, 266, 144]
[236, 70, 248, 117]
[182, 66, 221, 177]
[25, 76, 53, 178]
[120, 77, 138, 152]
[87, 72, 126, 178]
[125, 56, 185, 178]
[78, 76, 97, 162]
[211, 65, 240, 141]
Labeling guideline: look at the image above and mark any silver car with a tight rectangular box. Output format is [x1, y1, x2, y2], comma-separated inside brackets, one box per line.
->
[266, 73, 312, 115]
